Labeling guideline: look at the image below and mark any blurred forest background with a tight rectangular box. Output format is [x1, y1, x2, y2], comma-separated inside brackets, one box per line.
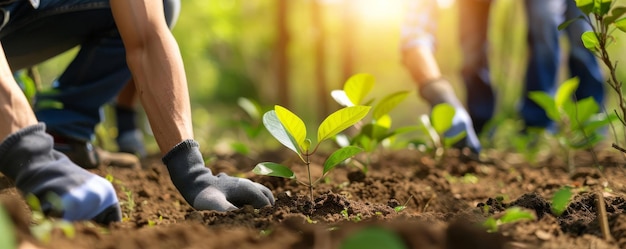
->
[32, 0, 626, 155]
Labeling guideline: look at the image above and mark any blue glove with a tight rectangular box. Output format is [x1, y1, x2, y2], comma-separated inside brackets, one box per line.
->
[0, 124, 121, 224]
[162, 140, 275, 211]
[419, 79, 482, 154]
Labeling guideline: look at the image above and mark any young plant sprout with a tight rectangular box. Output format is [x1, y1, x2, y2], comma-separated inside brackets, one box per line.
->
[529, 77, 616, 173]
[330, 73, 413, 172]
[561, 0, 626, 151]
[418, 103, 467, 161]
[253, 104, 370, 202]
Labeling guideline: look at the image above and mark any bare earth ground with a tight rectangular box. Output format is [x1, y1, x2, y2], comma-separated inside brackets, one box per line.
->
[2, 147, 626, 249]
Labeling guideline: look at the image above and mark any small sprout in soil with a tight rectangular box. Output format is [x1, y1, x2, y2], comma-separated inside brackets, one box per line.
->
[25, 193, 76, 243]
[339, 226, 407, 249]
[529, 77, 615, 173]
[331, 73, 414, 172]
[551, 186, 573, 216]
[147, 216, 163, 227]
[0, 202, 16, 249]
[260, 229, 273, 236]
[341, 208, 349, 219]
[445, 173, 479, 184]
[562, 0, 626, 153]
[419, 103, 468, 162]
[482, 206, 536, 233]
[305, 216, 318, 224]
[394, 195, 414, 213]
[253, 104, 370, 203]
[120, 186, 135, 221]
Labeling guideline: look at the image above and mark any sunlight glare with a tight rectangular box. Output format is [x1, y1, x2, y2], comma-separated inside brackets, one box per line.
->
[437, 0, 455, 9]
[354, 0, 404, 22]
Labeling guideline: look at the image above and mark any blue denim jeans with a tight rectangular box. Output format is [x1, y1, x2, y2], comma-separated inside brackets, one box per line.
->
[0, 0, 180, 141]
[461, 0, 605, 132]
[522, 0, 604, 128]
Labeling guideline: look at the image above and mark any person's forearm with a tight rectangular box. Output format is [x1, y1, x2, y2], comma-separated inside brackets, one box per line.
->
[125, 33, 193, 155]
[0, 45, 38, 139]
[402, 46, 443, 87]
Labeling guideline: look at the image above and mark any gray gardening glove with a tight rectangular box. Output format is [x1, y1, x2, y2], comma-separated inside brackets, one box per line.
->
[419, 79, 482, 154]
[0, 124, 121, 224]
[162, 139, 275, 211]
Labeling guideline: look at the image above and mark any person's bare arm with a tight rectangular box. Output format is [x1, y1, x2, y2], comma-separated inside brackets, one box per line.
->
[402, 46, 443, 87]
[109, 0, 192, 155]
[0, 44, 38, 139]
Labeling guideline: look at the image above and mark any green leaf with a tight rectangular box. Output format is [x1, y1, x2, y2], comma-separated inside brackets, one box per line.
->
[374, 114, 392, 129]
[594, 0, 612, 16]
[604, 6, 626, 24]
[331, 90, 354, 107]
[483, 217, 498, 233]
[344, 73, 375, 106]
[528, 91, 560, 121]
[576, 0, 594, 15]
[253, 162, 296, 179]
[35, 100, 64, 110]
[555, 77, 579, 109]
[237, 97, 262, 120]
[318, 106, 371, 143]
[581, 31, 599, 50]
[559, 16, 583, 30]
[340, 227, 407, 249]
[499, 207, 536, 224]
[323, 146, 364, 174]
[444, 131, 467, 148]
[274, 105, 307, 151]
[372, 91, 411, 120]
[16, 71, 37, 103]
[362, 123, 390, 141]
[615, 17, 626, 32]
[569, 97, 600, 130]
[263, 110, 300, 155]
[0, 204, 16, 249]
[431, 103, 455, 134]
[551, 187, 572, 216]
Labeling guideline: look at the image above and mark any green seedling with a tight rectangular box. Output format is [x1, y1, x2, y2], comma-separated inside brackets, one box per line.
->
[482, 206, 536, 233]
[119, 186, 136, 221]
[25, 193, 76, 243]
[562, 0, 626, 150]
[551, 186, 573, 216]
[393, 195, 414, 213]
[529, 77, 616, 173]
[253, 104, 370, 202]
[231, 97, 271, 155]
[418, 103, 467, 161]
[0, 203, 16, 249]
[331, 73, 414, 172]
[340, 226, 407, 249]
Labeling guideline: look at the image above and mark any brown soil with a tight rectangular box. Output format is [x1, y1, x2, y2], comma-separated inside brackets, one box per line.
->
[2, 147, 626, 249]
